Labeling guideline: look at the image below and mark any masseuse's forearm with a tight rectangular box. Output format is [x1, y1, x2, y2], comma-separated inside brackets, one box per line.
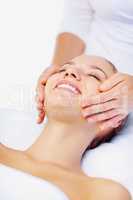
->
[51, 32, 86, 67]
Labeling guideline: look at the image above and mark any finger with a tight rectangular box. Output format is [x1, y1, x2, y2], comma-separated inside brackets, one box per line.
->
[82, 100, 120, 117]
[36, 66, 59, 102]
[36, 85, 45, 102]
[100, 114, 126, 130]
[82, 81, 127, 107]
[35, 94, 43, 104]
[37, 111, 45, 124]
[35, 94, 39, 103]
[99, 72, 125, 91]
[35, 93, 44, 111]
[39, 66, 59, 85]
[81, 90, 119, 108]
[87, 109, 122, 122]
[36, 68, 50, 90]
[37, 102, 44, 111]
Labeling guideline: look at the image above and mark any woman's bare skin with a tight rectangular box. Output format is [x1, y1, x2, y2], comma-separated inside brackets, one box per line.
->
[0, 143, 131, 200]
[0, 55, 131, 200]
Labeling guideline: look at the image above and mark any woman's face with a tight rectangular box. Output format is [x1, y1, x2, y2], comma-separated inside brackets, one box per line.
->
[44, 55, 116, 122]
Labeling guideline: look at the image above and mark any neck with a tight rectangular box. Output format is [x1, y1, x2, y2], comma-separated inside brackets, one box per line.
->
[25, 118, 97, 173]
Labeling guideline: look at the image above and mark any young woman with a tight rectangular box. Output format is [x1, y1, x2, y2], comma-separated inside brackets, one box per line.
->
[35, 0, 133, 125]
[0, 55, 131, 200]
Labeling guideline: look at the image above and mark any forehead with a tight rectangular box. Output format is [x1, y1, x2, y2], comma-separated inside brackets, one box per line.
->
[72, 55, 115, 76]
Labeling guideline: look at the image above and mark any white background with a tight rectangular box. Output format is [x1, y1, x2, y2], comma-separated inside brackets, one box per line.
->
[0, 0, 64, 111]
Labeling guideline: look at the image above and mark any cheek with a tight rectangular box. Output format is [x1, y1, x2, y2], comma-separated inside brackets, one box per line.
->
[82, 79, 100, 97]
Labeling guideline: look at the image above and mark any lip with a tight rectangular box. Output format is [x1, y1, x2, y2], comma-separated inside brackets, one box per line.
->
[54, 80, 81, 95]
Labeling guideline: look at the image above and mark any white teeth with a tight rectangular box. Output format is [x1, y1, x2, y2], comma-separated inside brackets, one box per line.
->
[57, 84, 79, 94]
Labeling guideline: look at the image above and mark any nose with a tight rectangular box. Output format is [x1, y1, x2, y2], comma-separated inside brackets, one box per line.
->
[64, 67, 81, 81]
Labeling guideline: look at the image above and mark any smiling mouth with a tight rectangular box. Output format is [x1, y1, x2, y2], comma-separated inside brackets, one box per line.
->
[55, 83, 81, 95]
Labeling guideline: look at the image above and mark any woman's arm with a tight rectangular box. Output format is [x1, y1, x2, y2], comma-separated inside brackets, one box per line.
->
[59, 0, 93, 46]
[51, 32, 85, 66]
[36, 0, 93, 123]
[36, 32, 85, 123]
[54, 0, 94, 65]
[52, 0, 94, 65]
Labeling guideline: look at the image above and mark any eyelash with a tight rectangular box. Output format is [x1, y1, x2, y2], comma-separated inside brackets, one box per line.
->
[87, 74, 101, 81]
[58, 69, 101, 81]
[58, 69, 66, 72]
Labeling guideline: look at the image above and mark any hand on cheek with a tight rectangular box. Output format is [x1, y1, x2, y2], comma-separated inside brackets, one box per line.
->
[81, 72, 131, 129]
[36, 87, 46, 124]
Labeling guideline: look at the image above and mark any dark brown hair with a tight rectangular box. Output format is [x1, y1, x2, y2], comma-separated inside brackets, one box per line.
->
[86, 116, 128, 151]
[104, 58, 117, 73]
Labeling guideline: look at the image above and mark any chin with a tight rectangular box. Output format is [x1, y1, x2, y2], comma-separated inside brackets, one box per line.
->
[44, 82, 82, 122]
[45, 97, 81, 123]
[46, 85, 81, 107]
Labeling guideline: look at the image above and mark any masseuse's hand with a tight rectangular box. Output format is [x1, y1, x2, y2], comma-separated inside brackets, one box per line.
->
[36, 65, 59, 123]
[81, 72, 133, 130]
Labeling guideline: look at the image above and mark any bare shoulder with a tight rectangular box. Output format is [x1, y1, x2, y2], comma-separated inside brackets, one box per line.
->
[86, 177, 132, 200]
[102, 178, 131, 200]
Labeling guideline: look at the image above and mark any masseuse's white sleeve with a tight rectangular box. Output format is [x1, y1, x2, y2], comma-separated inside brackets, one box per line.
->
[59, 0, 93, 44]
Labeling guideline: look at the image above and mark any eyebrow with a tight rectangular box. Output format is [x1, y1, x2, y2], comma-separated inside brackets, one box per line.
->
[63, 61, 108, 79]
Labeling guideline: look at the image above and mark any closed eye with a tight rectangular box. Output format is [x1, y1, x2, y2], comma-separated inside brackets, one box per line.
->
[58, 69, 101, 81]
[87, 74, 101, 81]
[53, 68, 66, 74]
[58, 69, 66, 73]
